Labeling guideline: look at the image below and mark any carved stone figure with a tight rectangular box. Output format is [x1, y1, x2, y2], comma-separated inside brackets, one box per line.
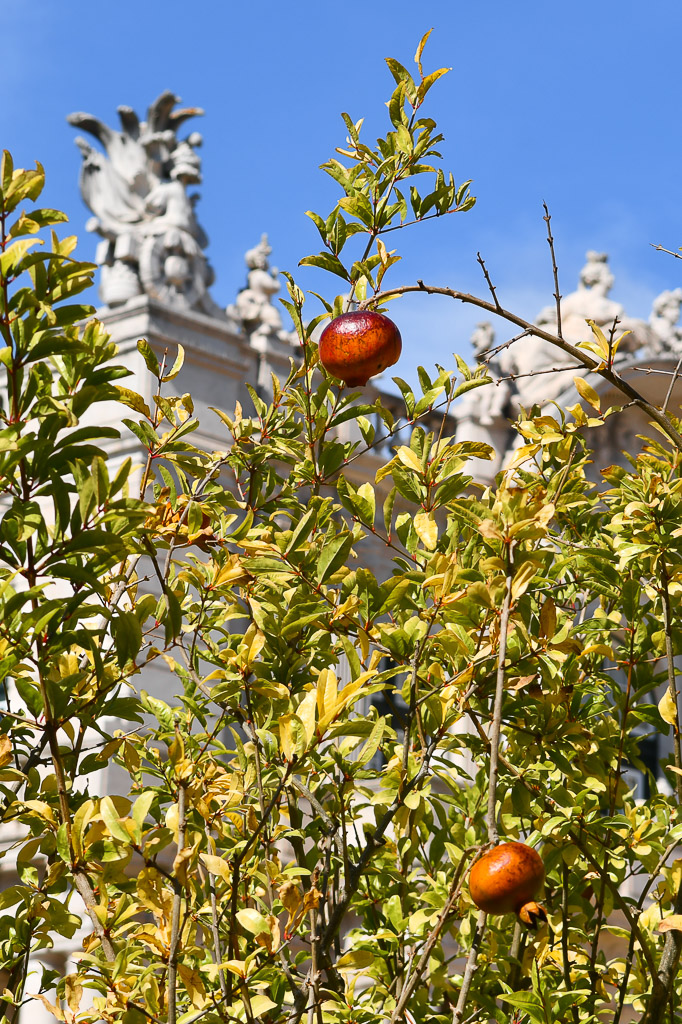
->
[649, 288, 682, 354]
[462, 322, 514, 425]
[68, 93, 222, 317]
[228, 235, 294, 345]
[227, 235, 297, 393]
[512, 252, 652, 409]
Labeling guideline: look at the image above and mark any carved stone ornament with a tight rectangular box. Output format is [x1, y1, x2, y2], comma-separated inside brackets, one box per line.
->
[455, 251, 677, 441]
[507, 251, 656, 411]
[649, 288, 682, 355]
[227, 235, 296, 346]
[68, 92, 223, 317]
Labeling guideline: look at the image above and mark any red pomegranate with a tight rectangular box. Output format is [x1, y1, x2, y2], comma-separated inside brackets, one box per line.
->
[469, 842, 545, 919]
[318, 310, 402, 387]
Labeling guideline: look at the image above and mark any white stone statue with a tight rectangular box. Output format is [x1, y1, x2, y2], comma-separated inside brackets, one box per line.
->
[227, 236, 297, 393]
[649, 288, 682, 354]
[459, 322, 514, 425]
[228, 235, 294, 345]
[512, 252, 652, 409]
[68, 92, 222, 317]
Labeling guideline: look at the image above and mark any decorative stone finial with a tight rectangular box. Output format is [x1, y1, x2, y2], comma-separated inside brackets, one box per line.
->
[227, 235, 294, 346]
[649, 288, 682, 354]
[68, 92, 222, 317]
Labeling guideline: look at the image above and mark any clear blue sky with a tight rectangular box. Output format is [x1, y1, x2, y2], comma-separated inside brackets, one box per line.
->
[3, 0, 682, 382]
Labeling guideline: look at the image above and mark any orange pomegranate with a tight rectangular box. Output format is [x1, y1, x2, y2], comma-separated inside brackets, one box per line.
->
[318, 310, 402, 387]
[469, 842, 545, 919]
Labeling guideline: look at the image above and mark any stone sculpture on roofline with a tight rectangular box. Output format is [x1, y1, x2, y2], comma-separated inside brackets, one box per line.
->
[68, 92, 224, 319]
[68, 92, 298, 381]
[454, 251, 682, 480]
[227, 233, 297, 392]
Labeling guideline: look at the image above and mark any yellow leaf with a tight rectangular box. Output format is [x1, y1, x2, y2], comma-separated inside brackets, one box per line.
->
[584, 318, 610, 358]
[214, 555, 251, 587]
[659, 689, 679, 727]
[506, 443, 540, 471]
[665, 765, 682, 777]
[172, 846, 193, 886]
[244, 628, 265, 669]
[0, 734, 13, 769]
[478, 519, 503, 541]
[539, 597, 556, 640]
[165, 804, 180, 842]
[396, 445, 423, 474]
[511, 561, 537, 601]
[237, 908, 270, 935]
[279, 881, 303, 934]
[303, 886, 322, 912]
[573, 375, 601, 412]
[297, 689, 317, 743]
[200, 853, 232, 883]
[335, 670, 377, 713]
[177, 963, 208, 1009]
[582, 643, 615, 659]
[250, 995, 278, 1016]
[222, 959, 247, 978]
[414, 511, 438, 550]
[658, 915, 682, 933]
[317, 668, 338, 721]
[63, 975, 83, 1013]
[256, 914, 280, 953]
[29, 995, 64, 1021]
[336, 949, 375, 970]
[279, 714, 306, 761]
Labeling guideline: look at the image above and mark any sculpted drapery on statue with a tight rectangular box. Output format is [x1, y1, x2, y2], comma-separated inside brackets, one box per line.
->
[68, 92, 223, 317]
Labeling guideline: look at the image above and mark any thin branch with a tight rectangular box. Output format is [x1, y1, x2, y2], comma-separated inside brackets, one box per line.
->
[167, 781, 187, 1024]
[204, 829, 229, 1002]
[390, 856, 470, 1023]
[642, 554, 682, 1021]
[651, 243, 682, 261]
[452, 910, 487, 1023]
[543, 202, 562, 340]
[476, 253, 501, 311]
[662, 354, 682, 415]
[360, 281, 682, 451]
[487, 543, 515, 844]
[561, 864, 579, 1024]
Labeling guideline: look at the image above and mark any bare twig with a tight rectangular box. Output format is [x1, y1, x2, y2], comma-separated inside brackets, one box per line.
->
[390, 857, 470, 1023]
[167, 780, 187, 1024]
[476, 253, 501, 310]
[359, 282, 682, 451]
[452, 910, 487, 1023]
[642, 555, 682, 1021]
[543, 203, 562, 340]
[487, 543, 515, 844]
[204, 829, 229, 1002]
[561, 864, 579, 1024]
[662, 354, 682, 415]
[651, 243, 682, 261]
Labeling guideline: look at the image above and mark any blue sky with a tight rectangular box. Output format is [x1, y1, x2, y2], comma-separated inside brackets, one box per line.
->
[3, 0, 682, 382]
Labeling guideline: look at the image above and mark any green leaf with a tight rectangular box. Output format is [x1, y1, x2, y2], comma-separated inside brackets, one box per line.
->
[112, 611, 143, 667]
[286, 507, 317, 555]
[299, 252, 350, 281]
[337, 949, 375, 969]
[116, 388, 151, 418]
[137, 339, 160, 377]
[100, 796, 131, 844]
[317, 533, 354, 584]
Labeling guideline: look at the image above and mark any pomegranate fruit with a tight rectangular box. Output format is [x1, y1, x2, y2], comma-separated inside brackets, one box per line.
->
[318, 310, 402, 387]
[469, 842, 545, 919]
